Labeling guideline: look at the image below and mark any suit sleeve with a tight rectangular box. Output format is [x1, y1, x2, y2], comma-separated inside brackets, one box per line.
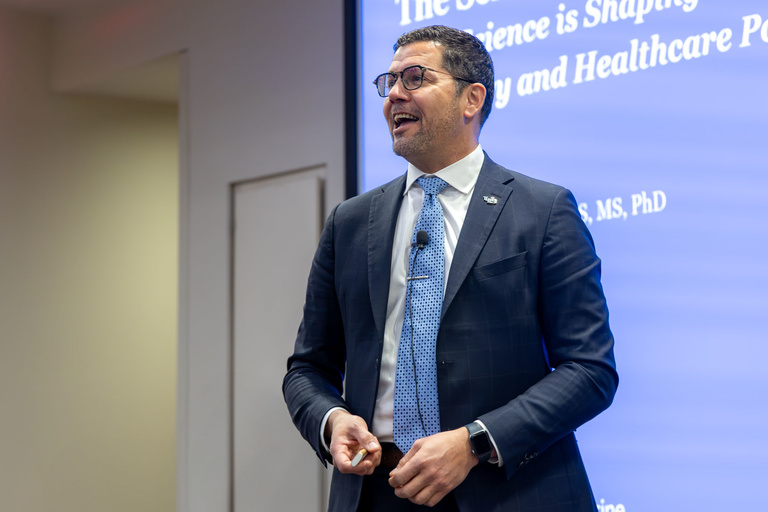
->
[283, 204, 349, 465]
[478, 187, 619, 479]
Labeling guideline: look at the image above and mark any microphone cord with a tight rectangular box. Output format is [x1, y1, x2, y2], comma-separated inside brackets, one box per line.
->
[406, 240, 428, 438]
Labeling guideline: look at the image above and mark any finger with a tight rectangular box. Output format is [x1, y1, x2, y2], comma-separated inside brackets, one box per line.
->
[393, 467, 451, 506]
[398, 443, 416, 465]
[409, 484, 443, 507]
[329, 442, 358, 467]
[392, 471, 431, 501]
[388, 458, 420, 489]
[333, 442, 382, 475]
[335, 452, 374, 475]
[331, 417, 378, 453]
[387, 444, 419, 487]
[330, 446, 354, 470]
[351, 451, 382, 475]
[336, 417, 379, 454]
[349, 427, 381, 454]
[423, 489, 447, 508]
[359, 445, 383, 475]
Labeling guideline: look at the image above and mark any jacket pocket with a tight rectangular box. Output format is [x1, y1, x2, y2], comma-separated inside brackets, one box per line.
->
[471, 251, 528, 282]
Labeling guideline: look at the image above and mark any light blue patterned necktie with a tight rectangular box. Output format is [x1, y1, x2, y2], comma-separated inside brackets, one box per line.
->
[394, 176, 448, 454]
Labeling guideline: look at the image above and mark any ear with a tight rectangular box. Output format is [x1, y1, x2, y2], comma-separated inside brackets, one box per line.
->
[463, 83, 487, 121]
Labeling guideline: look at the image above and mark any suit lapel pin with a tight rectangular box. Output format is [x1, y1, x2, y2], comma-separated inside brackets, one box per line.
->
[483, 195, 498, 205]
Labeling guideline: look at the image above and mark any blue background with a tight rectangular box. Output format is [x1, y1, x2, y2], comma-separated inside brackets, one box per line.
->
[360, 0, 768, 509]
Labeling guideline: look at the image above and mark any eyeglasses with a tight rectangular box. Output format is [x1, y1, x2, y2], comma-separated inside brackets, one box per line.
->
[373, 65, 474, 97]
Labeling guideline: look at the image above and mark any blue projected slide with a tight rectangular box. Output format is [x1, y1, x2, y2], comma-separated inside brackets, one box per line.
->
[359, 1, 768, 509]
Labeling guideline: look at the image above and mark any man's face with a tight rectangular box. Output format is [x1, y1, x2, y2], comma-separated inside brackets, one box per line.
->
[383, 41, 466, 171]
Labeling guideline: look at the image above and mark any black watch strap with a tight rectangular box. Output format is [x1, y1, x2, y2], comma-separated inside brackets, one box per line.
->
[465, 421, 492, 463]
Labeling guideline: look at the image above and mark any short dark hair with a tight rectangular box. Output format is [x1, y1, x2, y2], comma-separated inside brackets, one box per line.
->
[394, 25, 495, 127]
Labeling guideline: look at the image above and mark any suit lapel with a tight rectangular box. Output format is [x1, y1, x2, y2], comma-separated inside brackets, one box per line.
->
[442, 156, 515, 318]
[368, 175, 407, 339]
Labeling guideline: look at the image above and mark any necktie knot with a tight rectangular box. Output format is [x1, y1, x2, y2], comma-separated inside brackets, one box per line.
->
[416, 176, 448, 197]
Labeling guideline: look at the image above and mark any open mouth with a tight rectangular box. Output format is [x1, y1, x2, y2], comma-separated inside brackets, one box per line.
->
[393, 112, 419, 130]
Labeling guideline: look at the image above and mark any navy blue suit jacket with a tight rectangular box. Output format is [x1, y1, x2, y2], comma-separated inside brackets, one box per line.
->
[284, 155, 618, 511]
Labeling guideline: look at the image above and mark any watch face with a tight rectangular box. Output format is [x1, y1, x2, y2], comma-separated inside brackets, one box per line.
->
[472, 431, 492, 455]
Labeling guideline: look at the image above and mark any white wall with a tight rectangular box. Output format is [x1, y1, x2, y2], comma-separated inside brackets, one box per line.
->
[178, 0, 346, 509]
[7, 0, 349, 509]
[0, 7, 179, 512]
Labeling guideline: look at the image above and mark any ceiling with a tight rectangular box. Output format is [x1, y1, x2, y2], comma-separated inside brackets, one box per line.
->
[0, 0, 125, 15]
[1, 0, 178, 102]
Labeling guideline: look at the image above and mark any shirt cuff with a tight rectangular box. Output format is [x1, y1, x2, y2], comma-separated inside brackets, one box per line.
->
[475, 419, 504, 466]
[320, 406, 347, 453]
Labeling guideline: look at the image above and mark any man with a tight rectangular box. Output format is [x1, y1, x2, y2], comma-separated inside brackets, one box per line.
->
[284, 25, 618, 512]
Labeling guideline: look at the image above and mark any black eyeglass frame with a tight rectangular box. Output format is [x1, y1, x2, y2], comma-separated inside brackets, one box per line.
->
[373, 65, 474, 97]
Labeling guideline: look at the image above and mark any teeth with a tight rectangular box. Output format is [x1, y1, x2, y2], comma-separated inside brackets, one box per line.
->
[394, 113, 418, 125]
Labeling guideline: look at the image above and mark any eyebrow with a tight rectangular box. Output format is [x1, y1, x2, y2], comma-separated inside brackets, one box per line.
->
[387, 65, 422, 73]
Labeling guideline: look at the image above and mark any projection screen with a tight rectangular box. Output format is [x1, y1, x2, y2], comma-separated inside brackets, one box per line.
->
[357, 1, 768, 509]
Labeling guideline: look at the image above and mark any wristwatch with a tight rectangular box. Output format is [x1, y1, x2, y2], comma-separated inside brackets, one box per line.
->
[465, 421, 493, 463]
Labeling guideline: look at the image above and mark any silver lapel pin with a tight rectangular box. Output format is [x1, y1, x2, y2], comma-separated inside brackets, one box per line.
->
[483, 195, 498, 205]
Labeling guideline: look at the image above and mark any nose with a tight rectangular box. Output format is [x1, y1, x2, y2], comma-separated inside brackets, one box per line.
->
[387, 76, 409, 102]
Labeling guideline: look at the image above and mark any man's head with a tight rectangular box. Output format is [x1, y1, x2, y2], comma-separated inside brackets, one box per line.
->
[394, 26, 495, 126]
[377, 26, 494, 173]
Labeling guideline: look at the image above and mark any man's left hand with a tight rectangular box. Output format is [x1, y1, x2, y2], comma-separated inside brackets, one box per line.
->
[388, 427, 479, 507]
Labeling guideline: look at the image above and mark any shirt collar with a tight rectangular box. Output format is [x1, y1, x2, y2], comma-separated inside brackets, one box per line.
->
[404, 144, 484, 196]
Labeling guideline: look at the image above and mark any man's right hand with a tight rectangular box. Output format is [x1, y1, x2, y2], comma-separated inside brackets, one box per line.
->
[326, 410, 381, 475]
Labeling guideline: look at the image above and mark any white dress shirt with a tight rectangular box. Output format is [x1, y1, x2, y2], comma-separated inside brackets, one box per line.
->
[321, 145, 500, 464]
[371, 144, 485, 440]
